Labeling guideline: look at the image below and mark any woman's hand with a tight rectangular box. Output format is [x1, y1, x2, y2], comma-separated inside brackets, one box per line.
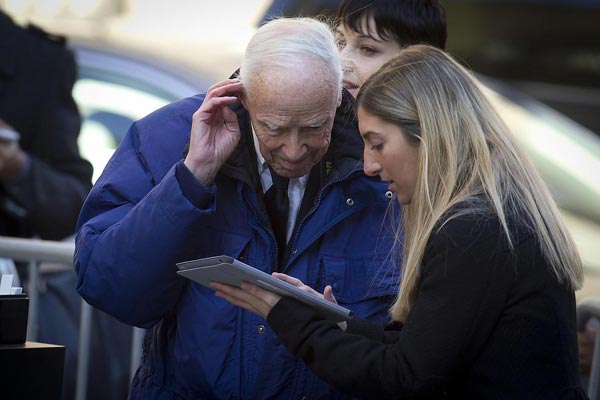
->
[211, 281, 281, 319]
[211, 274, 337, 319]
[272, 272, 338, 304]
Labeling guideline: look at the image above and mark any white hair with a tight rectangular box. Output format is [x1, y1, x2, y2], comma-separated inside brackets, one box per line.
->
[239, 17, 342, 95]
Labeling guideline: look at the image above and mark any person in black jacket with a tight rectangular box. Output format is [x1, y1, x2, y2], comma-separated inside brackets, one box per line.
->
[0, 10, 96, 399]
[213, 45, 587, 399]
[0, 9, 93, 241]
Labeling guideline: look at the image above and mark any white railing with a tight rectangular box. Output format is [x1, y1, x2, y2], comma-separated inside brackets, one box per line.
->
[0, 235, 143, 400]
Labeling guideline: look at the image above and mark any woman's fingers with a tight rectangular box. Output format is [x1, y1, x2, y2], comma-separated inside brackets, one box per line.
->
[212, 283, 267, 317]
[239, 282, 281, 307]
[210, 281, 281, 319]
[323, 285, 338, 304]
[273, 273, 338, 303]
[272, 272, 304, 287]
[214, 289, 261, 316]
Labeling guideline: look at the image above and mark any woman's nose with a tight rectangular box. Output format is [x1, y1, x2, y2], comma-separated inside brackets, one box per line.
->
[363, 152, 380, 177]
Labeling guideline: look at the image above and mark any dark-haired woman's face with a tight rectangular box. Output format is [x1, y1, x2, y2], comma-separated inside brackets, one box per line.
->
[336, 17, 402, 98]
[358, 106, 419, 205]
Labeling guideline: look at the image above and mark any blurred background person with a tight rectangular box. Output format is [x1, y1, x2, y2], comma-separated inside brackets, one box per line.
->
[0, 6, 97, 400]
[0, 8, 93, 241]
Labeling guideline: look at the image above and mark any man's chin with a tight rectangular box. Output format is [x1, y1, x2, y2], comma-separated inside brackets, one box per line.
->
[279, 169, 311, 179]
[345, 87, 358, 98]
[272, 163, 313, 179]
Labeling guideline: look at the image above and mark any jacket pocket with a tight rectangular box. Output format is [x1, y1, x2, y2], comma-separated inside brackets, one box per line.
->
[188, 228, 251, 261]
[321, 254, 400, 319]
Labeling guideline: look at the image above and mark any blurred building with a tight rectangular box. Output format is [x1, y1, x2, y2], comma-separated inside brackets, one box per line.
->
[0, 0, 271, 81]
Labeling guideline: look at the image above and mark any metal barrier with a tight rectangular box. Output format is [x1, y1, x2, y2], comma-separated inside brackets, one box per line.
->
[0, 235, 143, 400]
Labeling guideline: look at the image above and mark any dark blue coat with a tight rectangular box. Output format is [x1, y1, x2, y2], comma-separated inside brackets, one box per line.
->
[75, 92, 401, 399]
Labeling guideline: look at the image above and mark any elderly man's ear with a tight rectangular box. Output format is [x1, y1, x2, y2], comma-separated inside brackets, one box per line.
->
[238, 90, 248, 110]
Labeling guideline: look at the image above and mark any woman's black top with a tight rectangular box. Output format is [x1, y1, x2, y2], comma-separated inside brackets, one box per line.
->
[267, 210, 586, 399]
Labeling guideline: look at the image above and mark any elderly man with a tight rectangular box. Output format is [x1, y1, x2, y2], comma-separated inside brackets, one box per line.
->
[75, 18, 398, 399]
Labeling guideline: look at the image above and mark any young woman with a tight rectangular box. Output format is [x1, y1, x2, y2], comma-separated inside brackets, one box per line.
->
[336, 0, 446, 98]
[212, 46, 586, 399]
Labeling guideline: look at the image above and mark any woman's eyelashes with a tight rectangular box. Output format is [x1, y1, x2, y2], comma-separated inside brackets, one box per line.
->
[360, 45, 378, 56]
[335, 31, 379, 56]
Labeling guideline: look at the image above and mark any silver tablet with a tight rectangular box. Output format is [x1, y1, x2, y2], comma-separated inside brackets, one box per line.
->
[177, 255, 352, 322]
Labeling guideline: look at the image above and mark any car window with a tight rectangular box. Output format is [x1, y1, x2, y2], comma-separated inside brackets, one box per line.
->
[74, 79, 171, 182]
[73, 46, 201, 182]
[482, 82, 600, 273]
[482, 84, 600, 222]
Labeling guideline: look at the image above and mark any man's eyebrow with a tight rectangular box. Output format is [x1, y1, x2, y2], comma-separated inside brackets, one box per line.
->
[257, 119, 279, 129]
[308, 118, 329, 126]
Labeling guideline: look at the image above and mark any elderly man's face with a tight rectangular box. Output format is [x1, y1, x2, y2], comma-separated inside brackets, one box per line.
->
[244, 66, 340, 178]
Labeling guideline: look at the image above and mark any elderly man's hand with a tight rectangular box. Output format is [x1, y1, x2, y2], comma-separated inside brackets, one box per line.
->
[184, 79, 243, 186]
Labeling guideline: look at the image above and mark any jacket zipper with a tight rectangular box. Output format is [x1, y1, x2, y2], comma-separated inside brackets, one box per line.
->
[287, 166, 364, 262]
[243, 165, 364, 270]
[244, 190, 280, 270]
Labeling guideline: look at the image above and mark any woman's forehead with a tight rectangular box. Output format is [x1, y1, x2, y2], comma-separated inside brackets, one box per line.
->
[341, 16, 390, 43]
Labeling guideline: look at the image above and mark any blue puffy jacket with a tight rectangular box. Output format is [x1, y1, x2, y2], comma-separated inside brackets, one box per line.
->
[74, 93, 400, 399]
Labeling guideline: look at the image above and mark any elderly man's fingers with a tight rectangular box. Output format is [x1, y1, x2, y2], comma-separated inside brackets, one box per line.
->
[205, 78, 242, 94]
[194, 96, 238, 119]
[221, 105, 240, 128]
[204, 80, 244, 101]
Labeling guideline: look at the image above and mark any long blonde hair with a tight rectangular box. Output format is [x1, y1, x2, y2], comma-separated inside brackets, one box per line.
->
[356, 45, 583, 322]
